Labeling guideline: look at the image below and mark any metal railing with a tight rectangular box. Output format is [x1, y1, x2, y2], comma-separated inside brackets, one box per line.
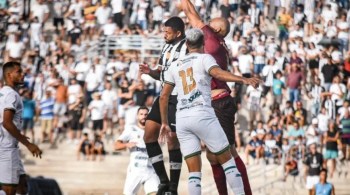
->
[98, 35, 164, 60]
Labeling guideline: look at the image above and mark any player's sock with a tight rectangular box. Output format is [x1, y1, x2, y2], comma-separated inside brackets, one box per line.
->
[235, 156, 252, 195]
[146, 142, 169, 184]
[222, 158, 245, 195]
[188, 172, 201, 195]
[211, 164, 228, 195]
[169, 149, 182, 193]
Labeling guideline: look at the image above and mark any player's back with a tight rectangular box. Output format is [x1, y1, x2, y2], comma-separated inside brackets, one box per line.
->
[166, 53, 218, 116]
[0, 86, 23, 149]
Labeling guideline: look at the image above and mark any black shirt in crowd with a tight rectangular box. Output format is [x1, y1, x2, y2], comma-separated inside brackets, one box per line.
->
[321, 64, 339, 83]
[304, 152, 323, 176]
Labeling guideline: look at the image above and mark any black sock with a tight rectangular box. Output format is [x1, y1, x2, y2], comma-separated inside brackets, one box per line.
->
[146, 142, 169, 184]
[169, 149, 182, 192]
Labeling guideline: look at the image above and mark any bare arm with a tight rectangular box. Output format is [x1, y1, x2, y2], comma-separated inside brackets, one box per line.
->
[3, 110, 42, 157]
[160, 83, 174, 125]
[181, 0, 205, 28]
[139, 64, 161, 80]
[209, 66, 260, 87]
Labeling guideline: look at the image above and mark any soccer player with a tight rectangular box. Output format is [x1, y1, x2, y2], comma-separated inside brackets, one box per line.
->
[139, 16, 187, 194]
[115, 106, 159, 195]
[159, 28, 259, 195]
[181, 0, 253, 194]
[0, 61, 42, 195]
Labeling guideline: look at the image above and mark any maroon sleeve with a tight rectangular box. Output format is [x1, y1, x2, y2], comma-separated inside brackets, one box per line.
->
[201, 25, 220, 54]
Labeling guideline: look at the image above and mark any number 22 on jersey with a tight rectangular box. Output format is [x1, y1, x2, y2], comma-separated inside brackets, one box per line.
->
[179, 67, 196, 95]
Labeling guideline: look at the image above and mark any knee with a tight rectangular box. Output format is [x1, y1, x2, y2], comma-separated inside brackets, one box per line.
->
[206, 150, 219, 164]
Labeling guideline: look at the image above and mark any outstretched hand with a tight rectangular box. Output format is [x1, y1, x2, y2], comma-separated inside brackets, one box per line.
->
[243, 77, 261, 89]
[158, 124, 173, 144]
[27, 143, 42, 159]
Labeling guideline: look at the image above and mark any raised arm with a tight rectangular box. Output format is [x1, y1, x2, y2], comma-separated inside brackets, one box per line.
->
[181, 0, 205, 28]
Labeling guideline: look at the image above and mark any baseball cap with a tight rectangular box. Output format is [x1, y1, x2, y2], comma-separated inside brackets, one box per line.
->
[251, 131, 257, 137]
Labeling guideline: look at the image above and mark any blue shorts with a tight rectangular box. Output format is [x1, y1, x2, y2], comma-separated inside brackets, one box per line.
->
[23, 118, 34, 130]
[324, 150, 338, 159]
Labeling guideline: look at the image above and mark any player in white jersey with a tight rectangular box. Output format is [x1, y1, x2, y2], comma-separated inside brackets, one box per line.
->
[115, 106, 159, 195]
[0, 61, 42, 195]
[159, 29, 260, 195]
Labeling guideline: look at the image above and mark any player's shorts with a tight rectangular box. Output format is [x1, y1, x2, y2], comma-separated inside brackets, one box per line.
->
[0, 148, 26, 185]
[146, 95, 177, 132]
[176, 107, 230, 159]
[306, 175, 320, 189]
[123, 168, 159, 195]
[92, 119, 103, 131]
[211, 95, 237, 145]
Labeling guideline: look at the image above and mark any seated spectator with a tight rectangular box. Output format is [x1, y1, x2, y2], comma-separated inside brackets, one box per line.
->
[91, 134, 105, 161]
[306, 118, 320, 144]
[269, 124, 283, 147]
[264, 132, 280, 164]
[245, 131, 264, 165]
[288, 121, 305, 145]
[77, 133, 92, 161]
[283, 155, 298, 181]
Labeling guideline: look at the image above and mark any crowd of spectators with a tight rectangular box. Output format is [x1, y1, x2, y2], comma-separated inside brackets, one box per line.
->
[0, 0, 350, 191]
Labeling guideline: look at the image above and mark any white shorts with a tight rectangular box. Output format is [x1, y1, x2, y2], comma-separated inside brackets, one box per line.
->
[123, 168, 159, 195]
[0, 148, 26, 185]
[118, 105, 127, 118]
[306, 175, 320, 189]
[176, 108, 230, 159]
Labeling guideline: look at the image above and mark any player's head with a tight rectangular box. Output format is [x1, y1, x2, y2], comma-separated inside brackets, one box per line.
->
[185, 28, 204, 51]
[2, 61, 24, 86]
[208, 17, 230, 38]
[137, 106, 149, 127]
[163, 17, 185, 44]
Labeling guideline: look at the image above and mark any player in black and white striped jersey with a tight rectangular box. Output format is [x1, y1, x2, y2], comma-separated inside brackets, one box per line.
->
[139, 16, 187, 195]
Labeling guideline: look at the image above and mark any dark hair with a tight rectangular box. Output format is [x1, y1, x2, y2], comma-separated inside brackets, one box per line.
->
[2, 61, 21, 79]
[138, 106, 149, 113]
[164, 17, 185, 36]
[320, 168, 328, 174]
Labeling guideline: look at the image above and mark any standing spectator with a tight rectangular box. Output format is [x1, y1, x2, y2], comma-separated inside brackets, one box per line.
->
[294, 101, 307, 127]
[277, 7, 291, 45]
[306, 118, 319, 144]
[111, 0, 125, 29]
[238, 46, 254, 78]
[308, 78, 325, 117]
[72, 55, 91, 88]
[52, 0, 68, 35]
[30, 0, 49, 25]
[67, 78, 83, 106]
[38, 90, 55, 144]
[312, 169, 335, 195]
[137, 0, 149, 30]
[118, 79, 135, 131]
[272, 70, 285, 105]
[261, 58, 278, 97]
[321, 57, 338, 91]
[340, 109, 350, 160]
[328, 75, 347, 114]
[68, 94, 86, 143]
[246, 84, 263, 129]
[85, 65, 102, 105]
[53, 78, 68, 133]
[337, 13, 349, 54]
[253, 39, 266, 75]
[152, 0, 164, 32]
[5, 34, 25, 62]
[287, 63, 304, 103]
[304, 143, 324, 194]
[29, 17, 42, 49]
[88, 92, 106, 135]
[95, 0, 112, 27]
[22, 90, 36, 142]
[323, 120, 339, 178]
[101, 81, 118, 135]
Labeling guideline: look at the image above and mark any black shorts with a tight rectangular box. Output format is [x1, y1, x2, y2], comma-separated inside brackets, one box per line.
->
[70, 115, 84, 131]
[146, 95, 177, 132]
[92, 119, 103, 131]
[212, 95, 237, 145]
[53, 18, 64, 27]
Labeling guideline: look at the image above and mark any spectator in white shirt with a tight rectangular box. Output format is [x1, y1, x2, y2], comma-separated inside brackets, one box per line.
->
[238, 46, 254, 78]
[111, 0, 124, 28]
[89, 92, 107, 135]
[337, 13, 349, 54]
[30, 0, 49, 25]
[95, 1, 112, 26]
[5, 34, 25, 61]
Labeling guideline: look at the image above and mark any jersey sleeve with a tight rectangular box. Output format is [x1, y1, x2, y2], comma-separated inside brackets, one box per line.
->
[3, 92, 17, 111]
[203, 54, 220, 74]
[163, 62, 176, 86]
[117, 125, 132, 142]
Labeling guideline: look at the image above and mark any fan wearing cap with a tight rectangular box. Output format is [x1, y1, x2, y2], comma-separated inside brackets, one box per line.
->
[244, 131, 264, 165]
[88, 92, 106, 135]
[306, 118, 319, 142]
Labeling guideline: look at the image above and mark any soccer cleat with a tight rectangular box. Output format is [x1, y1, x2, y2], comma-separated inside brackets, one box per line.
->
[156, 183, 169, 195]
